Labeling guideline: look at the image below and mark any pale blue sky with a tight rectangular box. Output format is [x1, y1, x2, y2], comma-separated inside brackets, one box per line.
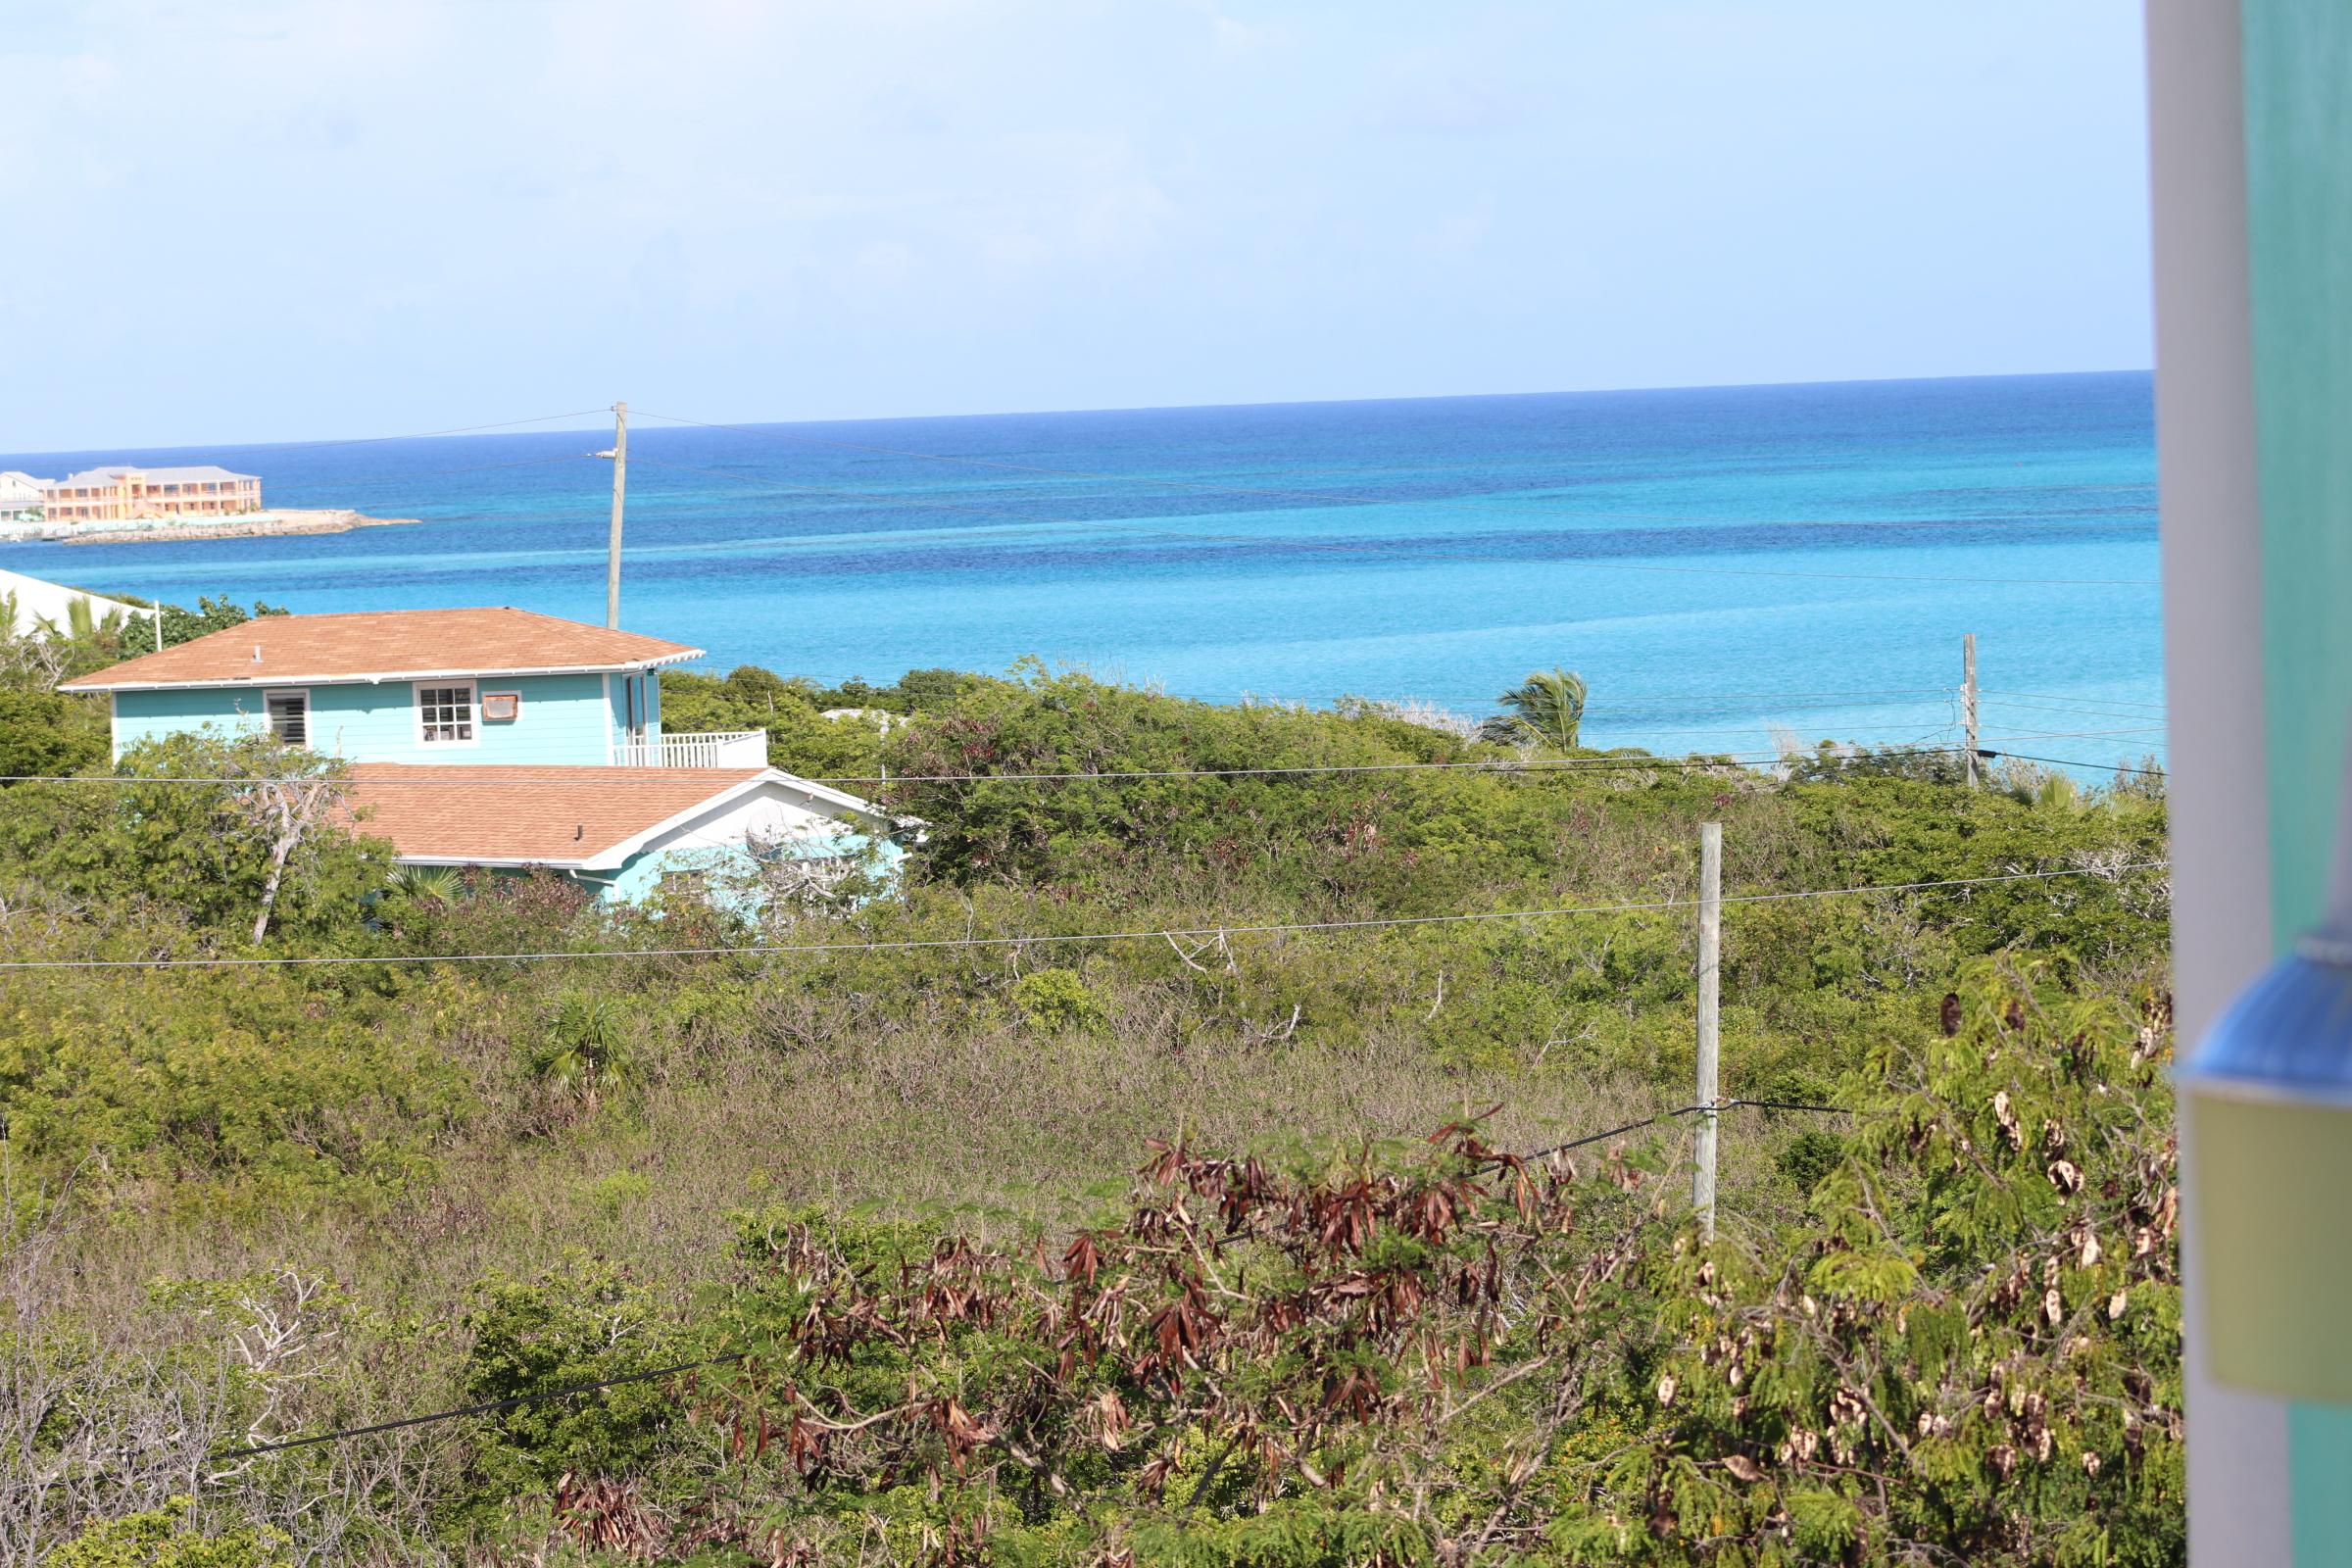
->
[0, 1, 2150, 452]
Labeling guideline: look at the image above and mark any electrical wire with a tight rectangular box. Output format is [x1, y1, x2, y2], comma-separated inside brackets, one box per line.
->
[0, 726, 2179, 790]
[0, 862, 2168, 972]
[1980, 748, 2167, 778]
[1974, 724, 2166, 744]
[1145, 686, 1965, 704]
[0, 748, 1896, 789]
[1980, 695, 2174, 724]
[208, 1356, 741, 1464]
[1980, 689, 2171, 714]
[253, 408, 615, 450]
[1516, 1097, 1847, 1163]
[313, 453, 594, 482]
[124, 410, 616, 463]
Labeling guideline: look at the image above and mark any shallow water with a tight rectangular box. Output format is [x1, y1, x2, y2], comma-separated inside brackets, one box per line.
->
[0, 371, 2163, 769]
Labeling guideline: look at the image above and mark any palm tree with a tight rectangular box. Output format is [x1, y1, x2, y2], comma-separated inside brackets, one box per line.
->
[533, 995, 630, 1102]
[1479, 668, 1589, 750]
[389, 863, 466, 905]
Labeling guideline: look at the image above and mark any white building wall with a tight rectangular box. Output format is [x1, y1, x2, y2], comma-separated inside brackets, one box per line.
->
[601, 781, 899, 905]
[1, 567, 150, 639]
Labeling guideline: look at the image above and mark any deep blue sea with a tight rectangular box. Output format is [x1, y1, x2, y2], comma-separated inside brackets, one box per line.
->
[0, 372, 2164, 768]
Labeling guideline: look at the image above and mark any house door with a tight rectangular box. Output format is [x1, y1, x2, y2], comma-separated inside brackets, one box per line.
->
[620, 674, 649, 749]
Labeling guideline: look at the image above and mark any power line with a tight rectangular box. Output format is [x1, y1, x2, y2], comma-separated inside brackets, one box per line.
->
[1516, 1097, 1847, 1163]
[0, 863, 2168, 972]
[1980, 748, 2168, 778]
[1980, 695, 2173, 724]
[0, 748, 1880, 789]
[0, 726, 2182, 792]
[1981, 688, 2170, 713]
[1974, 723, 2166, 743]
[97, 410, 615, 465]
[238, 408, 614, 452]
[804, 748, 1923, 786]
[803, 734, 2161, 786]
[208, 1355, 740, 1464]
[307, 453, 592, 483]
[57, 1353, 741, 1487]
[626, 416, 2158, 590]
[1152, 686, 1966, 704]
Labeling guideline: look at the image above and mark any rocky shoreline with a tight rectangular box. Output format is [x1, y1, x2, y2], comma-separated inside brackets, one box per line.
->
[9, 509, 425, 546]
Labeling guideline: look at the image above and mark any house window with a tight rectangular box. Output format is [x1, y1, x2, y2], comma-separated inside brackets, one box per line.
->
[264, 689, 308, 746]
[659, 869, 712, 904]
[417, 682, 476, 744]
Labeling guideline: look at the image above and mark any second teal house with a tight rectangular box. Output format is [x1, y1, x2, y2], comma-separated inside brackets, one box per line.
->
[63, 607, 910, 904]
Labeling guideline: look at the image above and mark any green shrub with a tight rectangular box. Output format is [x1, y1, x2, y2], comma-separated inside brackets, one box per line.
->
[0, 729, 392, 943]
[458, 1255, 693, 1501]
[1009, 967, 1109, 1034]
[1774, 1127, 1845, 1194]
[51, 1498, 284, 1568]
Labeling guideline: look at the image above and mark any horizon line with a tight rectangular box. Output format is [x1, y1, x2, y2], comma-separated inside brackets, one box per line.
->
[4, 364, 2155, 466]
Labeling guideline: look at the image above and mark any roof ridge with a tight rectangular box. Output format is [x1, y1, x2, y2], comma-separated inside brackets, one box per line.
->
[57, 606, 705, 692]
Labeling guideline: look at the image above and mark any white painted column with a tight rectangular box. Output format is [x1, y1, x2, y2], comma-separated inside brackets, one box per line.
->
[2145, 0, 2291, 1559]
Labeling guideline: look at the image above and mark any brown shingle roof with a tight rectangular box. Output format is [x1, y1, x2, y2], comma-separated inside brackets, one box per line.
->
[61, 608, 703, 692]
[343, 765, 765, 866]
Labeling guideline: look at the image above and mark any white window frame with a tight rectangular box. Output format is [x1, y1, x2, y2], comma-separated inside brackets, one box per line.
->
[413, 679, 480, 748]
[263, 687, 311, 747]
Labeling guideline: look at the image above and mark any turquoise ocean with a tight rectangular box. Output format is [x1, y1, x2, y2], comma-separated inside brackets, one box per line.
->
[0, 371, 2164, 769]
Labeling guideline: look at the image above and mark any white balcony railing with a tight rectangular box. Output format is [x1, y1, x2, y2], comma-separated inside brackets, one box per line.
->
[612, 730, 769, 768]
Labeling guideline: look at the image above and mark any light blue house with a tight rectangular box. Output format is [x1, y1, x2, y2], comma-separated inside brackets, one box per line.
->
[62, 606, 910, 905]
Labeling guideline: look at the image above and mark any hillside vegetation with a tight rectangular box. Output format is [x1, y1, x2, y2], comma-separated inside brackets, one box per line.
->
[0, 617, 2179, 1566]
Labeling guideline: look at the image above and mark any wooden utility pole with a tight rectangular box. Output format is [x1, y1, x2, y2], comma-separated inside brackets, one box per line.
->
[1962, 632, 1981, 789]
[1693, 820, 1722, 1243]
[604, 401, 629, 629]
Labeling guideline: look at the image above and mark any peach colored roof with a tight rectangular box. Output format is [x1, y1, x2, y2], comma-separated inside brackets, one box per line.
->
[342, 765, 765, 866]
[61, 608, 702, 692]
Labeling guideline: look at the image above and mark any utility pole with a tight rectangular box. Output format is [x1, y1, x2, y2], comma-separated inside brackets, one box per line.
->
[1962, 632, 1981, 789]
[604, 401, 628, 629]
[1693, 820, 1722, 1243]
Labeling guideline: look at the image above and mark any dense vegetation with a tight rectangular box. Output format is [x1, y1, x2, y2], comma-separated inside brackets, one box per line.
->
[0, 609, 2178, 1565]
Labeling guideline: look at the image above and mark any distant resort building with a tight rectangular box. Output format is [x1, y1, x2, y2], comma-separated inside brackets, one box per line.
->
[0, 471, 48, 518]
[59, 606, 914, 906]
[40, 464, 262, 522]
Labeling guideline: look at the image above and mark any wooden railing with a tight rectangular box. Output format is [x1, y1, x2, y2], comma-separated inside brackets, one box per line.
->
[612, 730, 768, 768]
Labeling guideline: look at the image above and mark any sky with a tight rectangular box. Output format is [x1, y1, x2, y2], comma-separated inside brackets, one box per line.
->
[0, 1, 2151, 452]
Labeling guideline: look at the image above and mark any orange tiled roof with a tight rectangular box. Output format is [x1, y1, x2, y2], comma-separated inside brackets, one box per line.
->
[342, 764, 766, 866]
[61, 608, 702, 691]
